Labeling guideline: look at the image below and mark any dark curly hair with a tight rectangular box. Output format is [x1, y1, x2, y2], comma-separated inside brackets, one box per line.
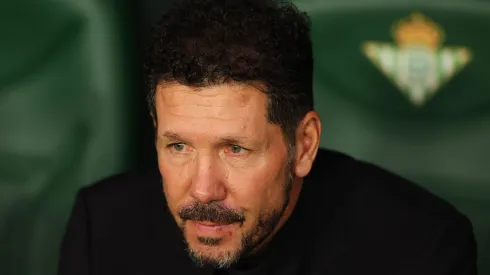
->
[144, 0, 314, 148]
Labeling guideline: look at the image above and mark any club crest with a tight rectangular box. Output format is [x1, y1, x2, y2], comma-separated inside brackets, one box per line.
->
[362, 12, 472, 106]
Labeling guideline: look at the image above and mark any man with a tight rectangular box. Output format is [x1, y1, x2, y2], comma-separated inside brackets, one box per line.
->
[57, 0, 477, 274]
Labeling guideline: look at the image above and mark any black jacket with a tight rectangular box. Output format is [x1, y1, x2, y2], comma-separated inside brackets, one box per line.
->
[57, 149, 477, 275]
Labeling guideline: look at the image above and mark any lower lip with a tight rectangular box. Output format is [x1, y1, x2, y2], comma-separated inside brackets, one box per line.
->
[191, 221, 235, 234]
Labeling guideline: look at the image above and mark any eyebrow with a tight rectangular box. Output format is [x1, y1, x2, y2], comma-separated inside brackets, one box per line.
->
[160, 131, 184, 141]
[159, 131, 252, 145]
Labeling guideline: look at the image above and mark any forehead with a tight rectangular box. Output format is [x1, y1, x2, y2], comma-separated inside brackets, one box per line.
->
[154, 82, 271, 138]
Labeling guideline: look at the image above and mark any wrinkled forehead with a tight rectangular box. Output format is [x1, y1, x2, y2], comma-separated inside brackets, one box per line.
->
[157, 83, 266, 114]
[154, 82, 273, 140]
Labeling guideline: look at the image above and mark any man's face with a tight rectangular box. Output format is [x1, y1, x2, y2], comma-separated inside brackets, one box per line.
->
[154, 83, 293, 268]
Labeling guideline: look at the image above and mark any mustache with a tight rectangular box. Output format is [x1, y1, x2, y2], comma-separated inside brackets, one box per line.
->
[178, 201, 245, 224]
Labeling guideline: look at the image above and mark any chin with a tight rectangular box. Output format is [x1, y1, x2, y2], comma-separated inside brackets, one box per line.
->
[185, 236, 243, 269]
[180, 221, 243, 268]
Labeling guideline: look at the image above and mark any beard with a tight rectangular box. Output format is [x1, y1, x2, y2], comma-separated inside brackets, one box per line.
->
[177, 171, 294, 269]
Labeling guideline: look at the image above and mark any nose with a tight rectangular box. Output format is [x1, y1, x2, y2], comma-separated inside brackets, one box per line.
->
[189, 154, 227, 203]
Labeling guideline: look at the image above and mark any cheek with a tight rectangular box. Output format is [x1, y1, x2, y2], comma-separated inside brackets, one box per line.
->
[227, 165, 287, 215]
[157, 150, 193, 208]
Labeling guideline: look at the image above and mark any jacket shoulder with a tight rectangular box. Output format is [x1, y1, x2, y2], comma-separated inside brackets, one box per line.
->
[76, 170, 166, 239]
[80, 170, 162, 204]
[311, 148, 468, 223]
[307, 149, 476, 272]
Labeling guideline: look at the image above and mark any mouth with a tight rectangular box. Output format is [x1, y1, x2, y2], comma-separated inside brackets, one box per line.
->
[189, 220, 237, 235]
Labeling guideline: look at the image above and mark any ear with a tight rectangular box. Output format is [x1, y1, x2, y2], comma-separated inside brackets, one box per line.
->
[293, 111, 322, 178]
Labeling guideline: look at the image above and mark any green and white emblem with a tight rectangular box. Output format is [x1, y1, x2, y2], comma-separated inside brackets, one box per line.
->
[362, 13, 472, 107]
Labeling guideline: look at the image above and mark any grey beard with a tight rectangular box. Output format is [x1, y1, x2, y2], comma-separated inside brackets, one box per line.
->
[184, 170, 294, 269]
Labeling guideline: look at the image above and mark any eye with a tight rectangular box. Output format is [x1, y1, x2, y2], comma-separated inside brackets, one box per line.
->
[228, 145, 244, 154]
[169, 143, 185, 151]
